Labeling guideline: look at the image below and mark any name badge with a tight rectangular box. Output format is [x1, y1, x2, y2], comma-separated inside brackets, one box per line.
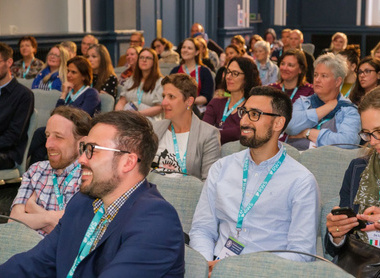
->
[367, 231, 380, 248]
[216, 236, 245, 260]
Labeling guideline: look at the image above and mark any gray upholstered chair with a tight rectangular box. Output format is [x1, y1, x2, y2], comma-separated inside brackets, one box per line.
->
[185, 245, 208, 278]
[210, 252, 353, 277]
[114, 66, 126, 76]
[320, 196, 340, 260]
[99, 92, 115, 113]
[32, 89, 61, 128]
[159, 63, 178, 76]
[0, 216, 42, 264]
[16, 78, 34, 89]
[0, 109, 38, 184]
[147, 172, 203, 234]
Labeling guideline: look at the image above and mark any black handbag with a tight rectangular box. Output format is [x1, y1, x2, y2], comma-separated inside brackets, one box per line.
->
[337, 234, 380, 278]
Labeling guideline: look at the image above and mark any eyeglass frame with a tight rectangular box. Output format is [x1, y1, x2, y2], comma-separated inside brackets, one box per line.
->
[79, 142, 141, 162]
[237, 106, 281, 122]
[356, 69, 376, 76]
[224, 69, 245, 78]
[139, 55, 153, 61]
[358, 130, 380, 142]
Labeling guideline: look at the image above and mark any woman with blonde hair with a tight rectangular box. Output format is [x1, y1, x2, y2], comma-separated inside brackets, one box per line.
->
[196, 36, 215, 72]
[322, 32, 348, 55]
[32, 45, 69, 91]
[371, 41, 380, 60]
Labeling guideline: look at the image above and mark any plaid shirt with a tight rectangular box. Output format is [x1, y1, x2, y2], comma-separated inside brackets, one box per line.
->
[89, 179, 144, 252]
[12, 160, 82, 236]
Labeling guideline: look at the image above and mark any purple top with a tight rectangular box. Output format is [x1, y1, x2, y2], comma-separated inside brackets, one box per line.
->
[203, 97, 242, 145]
[268, 82, 314, 103]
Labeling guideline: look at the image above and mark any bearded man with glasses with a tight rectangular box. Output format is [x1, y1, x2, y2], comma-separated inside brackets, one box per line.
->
[190, 86, 320, 277]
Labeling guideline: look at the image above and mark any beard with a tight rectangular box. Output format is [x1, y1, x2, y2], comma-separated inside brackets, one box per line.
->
[240, 125, 273, 149]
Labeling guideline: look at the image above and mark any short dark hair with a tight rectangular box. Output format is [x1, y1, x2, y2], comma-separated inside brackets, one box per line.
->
[67, 56, 93, 86]
[51, 106, 91, 139]
[91, 111, 158, 176]
[0, 42, 13, 60]
[161, 73, 197, 101]
[248, 86, 293, 132]
[18, 36, 38, 54]
[223, 57, 261, 99]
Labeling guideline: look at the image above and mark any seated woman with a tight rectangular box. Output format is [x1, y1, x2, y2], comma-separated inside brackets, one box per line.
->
[285, 53, 361, 150]
[151, 37, 179, 65]
[338, 46, 360, 97]
[87, 44, 118, 98]
[170, 38, 215, 110]
[115, 48, 163, 121]
[196, 37, 215, 73]
[321, 32, 348, 55]
[349, 56, 380, 105]
[118, 46, 142, 86]
[231, 35, 253, 61]
[253, 40, 279, 85]
[325, 88, 380, 277]
[60, 41, 77, 59]
[203, 57, 261, 145]
[247, 34, 263, 58]
[152, 73, 221, 181]
[268, 49, 314, 103]
[11, 36, 44, 79]
[32, 45, 69, 91]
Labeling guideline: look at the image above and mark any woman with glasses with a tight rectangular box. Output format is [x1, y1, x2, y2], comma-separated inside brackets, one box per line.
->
[286, 53, 361, 150]
[349, 56, 380, 105]
[170, 38, 215, 109]
[11, 36, 45, 79]
[32, 45, 69, 91]
[115, 48, 163, 121]
[151, 37, 179, 65]
[87, 44, 118, 98]
[269, 49, 314, 103]
[325, 88, 380, 277]
[203, 57, 261, 144]
[152, 73, 220, 181]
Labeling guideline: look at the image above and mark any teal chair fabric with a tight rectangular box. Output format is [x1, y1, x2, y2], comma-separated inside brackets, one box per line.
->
[210, 252, 354, 278]
[185, 245, 208, 278]
[0, 109, 38, 183]
[147, 172, 203, 234]
[320, 196, 340, 260]
[0, 218, 42, 264]
[99, 92, 115, 113]
[32, 89, 61, 128]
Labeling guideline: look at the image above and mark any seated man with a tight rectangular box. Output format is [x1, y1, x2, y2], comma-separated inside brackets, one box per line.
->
[10, 106, 91, 236]
[0, 111, 185, 277]
[0, 42, 34, 170]
[285, 53, 361, 150]
[190, 86, 319, 274]
[80, 34, 98, 56]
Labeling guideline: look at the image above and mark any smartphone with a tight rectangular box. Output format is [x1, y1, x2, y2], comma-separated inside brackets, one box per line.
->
[331, 207, 367, 230]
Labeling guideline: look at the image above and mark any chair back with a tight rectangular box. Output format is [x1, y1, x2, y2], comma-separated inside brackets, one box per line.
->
[320, 196, 340, 260]
[99, 93, 115, 113]
[16, 78, 34, 89]
[159, 63, 179, 76]
[185, 245, 208, 278]
[147, 172, 204, 234]
[114, 66, 126, 75]
[302, 43, 315, 56]
[32, 89, 61, 128]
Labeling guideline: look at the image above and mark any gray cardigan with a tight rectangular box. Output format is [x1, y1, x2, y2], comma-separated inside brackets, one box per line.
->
[153, 113, 221, 181]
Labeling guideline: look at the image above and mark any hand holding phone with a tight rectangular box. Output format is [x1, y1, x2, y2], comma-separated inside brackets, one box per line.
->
[331, 207, 367, 231]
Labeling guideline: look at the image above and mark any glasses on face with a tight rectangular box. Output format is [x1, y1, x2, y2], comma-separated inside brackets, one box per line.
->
[225, 69, 244, 78]
[79, 142, 141, 162]
[357, 69, 376, 76]
[48, 53, 60, 58]
[139, 56, 153, 61]
[237, 107, 281, 122]
[358, 130, 380, 142]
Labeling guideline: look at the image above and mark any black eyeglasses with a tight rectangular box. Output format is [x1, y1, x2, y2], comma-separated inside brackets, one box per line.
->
[237, 107, 281, 122]
[79, 142, 141, 162]
[358, 130, 380, 142]
[357, 69, 376, 76]
[224, 69, 244, 78]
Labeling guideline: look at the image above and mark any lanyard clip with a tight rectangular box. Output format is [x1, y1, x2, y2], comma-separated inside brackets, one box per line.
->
[236, 228, 242, 238]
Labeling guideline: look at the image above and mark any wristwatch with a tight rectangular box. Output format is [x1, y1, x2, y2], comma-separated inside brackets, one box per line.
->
[305, 129, 311, 140]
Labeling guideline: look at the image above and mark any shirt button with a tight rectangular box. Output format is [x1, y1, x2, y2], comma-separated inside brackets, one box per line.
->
[254, 173, 258, 177]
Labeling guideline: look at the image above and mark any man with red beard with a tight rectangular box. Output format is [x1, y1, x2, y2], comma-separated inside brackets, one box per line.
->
[1, 111, 184, 278]
[10, 106, 91, 236]
[190, 86, 319, 276]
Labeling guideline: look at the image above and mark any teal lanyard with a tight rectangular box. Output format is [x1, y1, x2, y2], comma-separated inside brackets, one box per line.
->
[316, 119, 329, 130]
[67, 205, 107, 278]
[236, 149, 287, 236]
[184, 64, 199, 84]
[52, 165, 80, 210]
[136, 84, 143, 105]
[340, 82, 354, 98]
[171, 124, 188, 174]
[221, 97, 245, 123]
[22, 58, 34, 79]
[65, 86, 87, 104]
[282, 84, 298, 100]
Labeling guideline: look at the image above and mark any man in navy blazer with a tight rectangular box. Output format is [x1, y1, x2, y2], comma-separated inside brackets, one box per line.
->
[0, 111, 185, 277]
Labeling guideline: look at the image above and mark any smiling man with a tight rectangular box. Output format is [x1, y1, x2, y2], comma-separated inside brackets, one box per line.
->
[1, 111, 185, 278]
[10, 106, 91, 236]
[190, 86, 319, 275]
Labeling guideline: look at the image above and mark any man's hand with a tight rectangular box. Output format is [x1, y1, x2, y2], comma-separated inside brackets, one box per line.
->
[208, 260, 220, 278]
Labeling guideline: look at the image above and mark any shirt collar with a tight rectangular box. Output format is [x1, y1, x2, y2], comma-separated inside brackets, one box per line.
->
[52, 160, 80, 176]
[248, 142, 284, 168]
[0, 77, 13, 96]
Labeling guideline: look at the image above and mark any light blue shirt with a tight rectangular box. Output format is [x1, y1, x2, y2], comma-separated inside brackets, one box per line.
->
[285, 95, 361, 148]
[189, 143, 320, 262]
[255, 59, 279, 86]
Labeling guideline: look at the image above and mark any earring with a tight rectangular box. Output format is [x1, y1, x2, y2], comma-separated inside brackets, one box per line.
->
[187, 106, 190, 110]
